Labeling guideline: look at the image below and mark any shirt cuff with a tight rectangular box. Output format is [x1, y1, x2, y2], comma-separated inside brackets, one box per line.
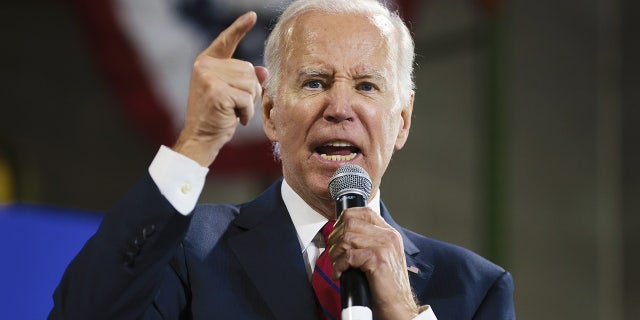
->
[412, 305, 437, 320]
[148, 145, 209, 215]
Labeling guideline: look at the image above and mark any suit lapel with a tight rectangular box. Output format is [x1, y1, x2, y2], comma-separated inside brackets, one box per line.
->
[380, 202, 434, 291]
[228, 180, 318, 320]
[226, 182, 433, 319]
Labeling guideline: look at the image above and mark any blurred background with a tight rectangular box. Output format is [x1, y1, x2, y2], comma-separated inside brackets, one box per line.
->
[0, 0, 638, 319]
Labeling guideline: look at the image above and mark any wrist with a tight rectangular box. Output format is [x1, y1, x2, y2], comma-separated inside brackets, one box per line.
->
[172, 130, 228, 167]
[376, 300, 421, 320]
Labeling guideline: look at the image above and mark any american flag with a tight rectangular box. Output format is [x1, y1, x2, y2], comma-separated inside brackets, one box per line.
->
[70, 0, 419, 178]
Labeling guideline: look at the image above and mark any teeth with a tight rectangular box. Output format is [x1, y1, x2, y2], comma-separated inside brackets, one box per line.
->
[325, 141, 353, 147]
[320, 153, 357, 161]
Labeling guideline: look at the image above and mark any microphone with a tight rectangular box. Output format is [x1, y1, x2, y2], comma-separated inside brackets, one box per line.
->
[329, 164, 373, 320]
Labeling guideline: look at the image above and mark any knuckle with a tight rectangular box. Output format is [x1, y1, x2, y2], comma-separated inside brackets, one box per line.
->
[361, 250, 380, 272]
[342, 230, 353, 243]
[239, 60, 255, 73]
[345, 248, 354, 263]
[342, 216, 356, 230]
[336, 241, 350, 253]
[238, 93, 254, 110]
[384, 227, 402, 243]
[391, 229, 403, 243]
[213, 94, 234, 111]
[192, 56, 208, 73]
[374, 249, 387, 262]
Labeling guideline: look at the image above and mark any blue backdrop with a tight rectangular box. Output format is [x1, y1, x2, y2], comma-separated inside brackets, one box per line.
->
[0, 204, 102, 319]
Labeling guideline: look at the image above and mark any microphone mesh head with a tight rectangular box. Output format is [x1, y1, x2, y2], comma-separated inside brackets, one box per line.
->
[329, 164, 372, 200]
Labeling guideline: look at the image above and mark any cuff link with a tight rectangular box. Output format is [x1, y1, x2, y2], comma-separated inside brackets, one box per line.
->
[180, 182, 192, 195]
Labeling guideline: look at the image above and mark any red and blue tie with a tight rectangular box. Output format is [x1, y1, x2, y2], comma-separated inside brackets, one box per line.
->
[312, 221, 341, 320]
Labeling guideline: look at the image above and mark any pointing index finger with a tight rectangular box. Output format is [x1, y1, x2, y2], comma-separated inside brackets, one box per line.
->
[203, 11, 257, 59]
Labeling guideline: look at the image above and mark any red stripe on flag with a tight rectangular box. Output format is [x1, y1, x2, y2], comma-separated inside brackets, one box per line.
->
[70, 0, 175, 146]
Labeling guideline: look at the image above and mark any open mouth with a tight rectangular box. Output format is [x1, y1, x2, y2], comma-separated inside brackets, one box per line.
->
[315, 141, 361, 161]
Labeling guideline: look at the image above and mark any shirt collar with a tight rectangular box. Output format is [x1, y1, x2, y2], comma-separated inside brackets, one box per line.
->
[281, 178, 381, 252]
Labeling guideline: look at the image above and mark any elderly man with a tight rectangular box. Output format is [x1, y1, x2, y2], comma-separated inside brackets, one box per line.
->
[50, 0, 515, 319]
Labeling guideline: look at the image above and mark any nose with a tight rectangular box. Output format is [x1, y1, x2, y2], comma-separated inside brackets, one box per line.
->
[323, 84, 355, 123]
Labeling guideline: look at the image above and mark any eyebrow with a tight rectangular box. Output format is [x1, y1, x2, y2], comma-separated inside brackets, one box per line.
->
[297, 68, 386, 82]
[353, 71, 385, 82]
[298, 68, 332, 79]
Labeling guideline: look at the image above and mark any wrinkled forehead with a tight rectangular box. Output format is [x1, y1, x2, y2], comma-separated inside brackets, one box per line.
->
[290, 12, 395, 45]
[281, 11, 397, 71]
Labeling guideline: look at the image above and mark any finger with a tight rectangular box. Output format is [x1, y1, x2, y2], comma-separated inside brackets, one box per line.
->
[336, 207, 388, 228]
[332, 208, 385, 243]
[328, 227, 398, 264]
[225, 87, 256, 125]
[199, 58, 262, 103]
[203, 11, 257, 59]
[329, 217, 403, 265]
[221, 65, 265, 106]
[330, 238, 405, 276]
[330, 247, 377, 279]
[254, 66, 269, 86]
[251, 67, 266, 103]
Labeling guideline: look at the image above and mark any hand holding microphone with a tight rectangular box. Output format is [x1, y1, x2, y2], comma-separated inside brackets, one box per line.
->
[328, 165, 422, 320]
[329, 165, 373, 319]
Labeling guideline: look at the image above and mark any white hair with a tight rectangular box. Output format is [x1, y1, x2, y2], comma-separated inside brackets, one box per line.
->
[263, 0, 415, 107]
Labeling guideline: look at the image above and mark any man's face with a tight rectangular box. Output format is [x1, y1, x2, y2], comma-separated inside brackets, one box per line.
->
[263, 11, 413, 217]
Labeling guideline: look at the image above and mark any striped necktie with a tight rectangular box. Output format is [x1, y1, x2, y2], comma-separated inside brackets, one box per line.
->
[312, 221, 341, 320]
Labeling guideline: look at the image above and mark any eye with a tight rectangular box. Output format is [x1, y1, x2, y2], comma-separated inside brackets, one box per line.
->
[304, 80, 324, 89]
[356, 82, 376, 92]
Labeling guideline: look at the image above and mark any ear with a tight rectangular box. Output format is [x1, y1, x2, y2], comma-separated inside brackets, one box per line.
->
[262, 94, 278, 142]
[394, 91, 414, 150]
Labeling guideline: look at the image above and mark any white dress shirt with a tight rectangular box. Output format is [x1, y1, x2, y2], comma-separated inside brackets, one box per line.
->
[148, 146, 437, 320]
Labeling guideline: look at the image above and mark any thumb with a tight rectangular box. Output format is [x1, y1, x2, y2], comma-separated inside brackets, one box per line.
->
[202, 11, 257, 59]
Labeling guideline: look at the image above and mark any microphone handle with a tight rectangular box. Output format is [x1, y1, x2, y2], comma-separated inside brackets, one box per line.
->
[336, 194, 372, 319]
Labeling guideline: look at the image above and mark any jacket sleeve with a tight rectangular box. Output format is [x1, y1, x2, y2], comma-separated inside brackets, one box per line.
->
[473, 271, 516, 320]
[49, 173, 193, 320]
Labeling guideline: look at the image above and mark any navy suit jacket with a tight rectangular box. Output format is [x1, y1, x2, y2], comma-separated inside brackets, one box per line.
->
[50, 174, 515, 319]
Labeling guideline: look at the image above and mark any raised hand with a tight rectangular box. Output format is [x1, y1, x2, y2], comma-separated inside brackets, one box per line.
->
[173, 11, 269, 167]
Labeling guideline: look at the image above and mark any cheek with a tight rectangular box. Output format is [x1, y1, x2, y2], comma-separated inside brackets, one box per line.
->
[272, 106, 308, 146]
[271, 96, 295, 137]
[379, 111, 403, 149]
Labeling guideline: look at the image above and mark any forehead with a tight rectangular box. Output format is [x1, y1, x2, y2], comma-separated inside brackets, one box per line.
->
[282, 11, 394, 74]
